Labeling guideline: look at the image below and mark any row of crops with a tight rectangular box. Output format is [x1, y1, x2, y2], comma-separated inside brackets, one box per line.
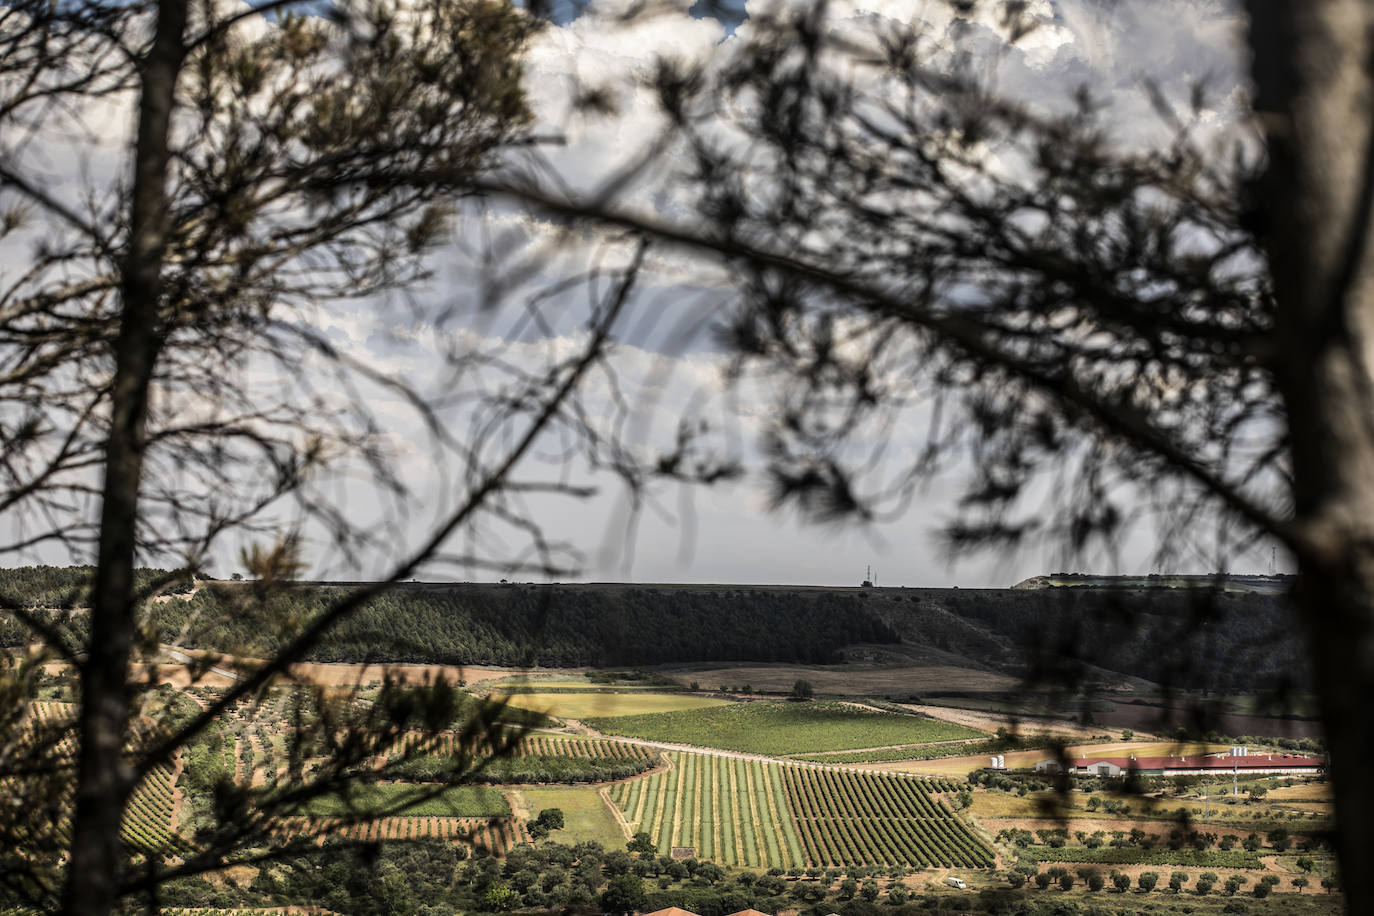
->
[608, 753, 991, 870]
[276, 815, 524, 852]
[782, 767, 993, 868]
[397, 732, 653, 760]
[519, 736, 653, 760]
[122, 763, 194, 855]
[610, 753, 806, 868]
[385, 733, 657, 783]
[22, 701, 192, 856]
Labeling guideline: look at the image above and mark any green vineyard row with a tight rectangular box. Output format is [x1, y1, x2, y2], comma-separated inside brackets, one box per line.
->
[275, 815, 524, 852]
[24, 701, 191, 856]
[394, 732, 653, 761]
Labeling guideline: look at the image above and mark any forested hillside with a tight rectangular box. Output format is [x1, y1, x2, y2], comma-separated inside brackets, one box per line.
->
[862, 586, 1306, 692]
[0, 568, 1306, 690]
[0, 565, 191, 607]
[0, 571, 901, 667]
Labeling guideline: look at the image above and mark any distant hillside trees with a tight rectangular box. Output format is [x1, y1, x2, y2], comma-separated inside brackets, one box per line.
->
[137, 582, 903, 667]
[0, 567, 1309, 690]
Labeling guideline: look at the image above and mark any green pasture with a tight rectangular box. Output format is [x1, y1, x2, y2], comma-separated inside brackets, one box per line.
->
[511, 785, 627, 849]
[498, 690, 729, 720]
[586, 701, 983, 755]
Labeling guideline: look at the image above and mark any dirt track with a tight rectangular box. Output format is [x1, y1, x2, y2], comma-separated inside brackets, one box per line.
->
[599, 785, 633, 840]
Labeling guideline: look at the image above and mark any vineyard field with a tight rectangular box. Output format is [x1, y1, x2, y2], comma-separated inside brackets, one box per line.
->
[782, 766, 993, 868]
[587, 702, 983, 756]
[610, 754, 805, 868]
[122, 763, 192, 855]
[397, 732, 654, 761]
[792, 737, 1056, 764]
[608, 752, 991, 869]
[388, 733, 658, 784]
[24, 701, 191, 856]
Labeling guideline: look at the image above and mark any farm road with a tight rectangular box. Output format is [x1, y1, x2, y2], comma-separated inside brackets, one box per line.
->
[558, 720, 945, 782]
[160, 646, 243, 682]
[599, 785, 634, 840]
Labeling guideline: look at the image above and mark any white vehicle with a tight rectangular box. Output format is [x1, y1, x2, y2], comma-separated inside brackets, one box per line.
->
[945, 877, 967, 889]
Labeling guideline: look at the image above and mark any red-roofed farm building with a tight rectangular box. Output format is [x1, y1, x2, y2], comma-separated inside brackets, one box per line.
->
[1034, 751, 1323, 778]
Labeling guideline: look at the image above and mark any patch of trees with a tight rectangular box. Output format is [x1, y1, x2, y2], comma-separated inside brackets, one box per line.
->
[0, 565, 193, 609]
[165, 583, 902, 666]
[0, 570, 907, 666]
[162, 837, 801, 915]
[149, 828, 1330, 916]
[0, 568, 1310, 689]
[180, 724, 233, 795]
[870, 587, 1308, 694]
[527, 808, 565, 841]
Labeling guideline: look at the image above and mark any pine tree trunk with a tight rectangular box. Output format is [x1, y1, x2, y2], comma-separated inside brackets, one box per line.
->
[1247, 2, 1374, 911]
[62, 0, 185, 912]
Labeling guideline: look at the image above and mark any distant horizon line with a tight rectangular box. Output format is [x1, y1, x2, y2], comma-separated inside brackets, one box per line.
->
[189, 571, 1294, 590]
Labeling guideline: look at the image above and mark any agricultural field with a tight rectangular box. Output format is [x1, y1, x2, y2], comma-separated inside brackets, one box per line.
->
[277, 814, 524, 851]
[782, 765, 995, 868]
[389, 733, 658, 784]
[495, 691, 730, 720]
[793, 737, 1058, 764]
[586, 701, 984, 755]
[393, 732, 653, 760]
[969, 771, 1339, 900]
[509, 785, 629, 849]
[664, 663, 1024, 697]
[607, 751, 991, 869]
[610, 753, 805, 868]
[22, 701, 191, 857]
[297, 784, 510, 817]
[490, 680, 676, 691]
[123, 763, 192, 855]
[2, 567, 1344, 915]
[17, 665, 1340, 914]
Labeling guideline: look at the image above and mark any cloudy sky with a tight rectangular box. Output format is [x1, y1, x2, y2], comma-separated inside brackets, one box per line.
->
[0, 0, 1274, 587]
[333, 0, 1261, 588]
